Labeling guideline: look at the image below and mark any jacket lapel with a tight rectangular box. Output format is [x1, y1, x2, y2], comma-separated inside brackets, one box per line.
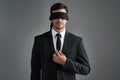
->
[62, 31, 72, 56]
[47, 31, 55, 54]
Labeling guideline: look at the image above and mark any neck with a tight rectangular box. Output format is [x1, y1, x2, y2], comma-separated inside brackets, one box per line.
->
[52, 27, 65, 33]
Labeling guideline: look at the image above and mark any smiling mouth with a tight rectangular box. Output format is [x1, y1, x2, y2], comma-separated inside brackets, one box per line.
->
[57, 22, 62, 25]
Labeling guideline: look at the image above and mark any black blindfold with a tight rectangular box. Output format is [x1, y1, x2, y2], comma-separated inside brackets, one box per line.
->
[49, 12, 69, 20]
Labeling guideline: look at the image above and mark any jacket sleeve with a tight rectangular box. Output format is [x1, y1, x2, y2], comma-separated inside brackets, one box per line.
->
[63, 38, 91, 75]
[31, 37, 41, 80]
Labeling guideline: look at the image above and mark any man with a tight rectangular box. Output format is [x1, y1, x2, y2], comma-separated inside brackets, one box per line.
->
[31, 3, 90, 80]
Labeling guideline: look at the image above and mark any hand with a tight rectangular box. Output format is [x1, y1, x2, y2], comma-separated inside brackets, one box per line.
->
[53, 50, 67, 65]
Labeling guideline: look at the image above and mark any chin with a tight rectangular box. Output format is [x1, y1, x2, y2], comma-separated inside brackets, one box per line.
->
[53, 24, 65, 30]
[58, 26, 64, 29]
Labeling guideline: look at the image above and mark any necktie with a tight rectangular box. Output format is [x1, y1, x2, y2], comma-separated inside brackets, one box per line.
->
[56, 33, 61, 51]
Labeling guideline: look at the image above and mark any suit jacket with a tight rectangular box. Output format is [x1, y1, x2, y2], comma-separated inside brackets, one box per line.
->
[31, 30, 90, 80]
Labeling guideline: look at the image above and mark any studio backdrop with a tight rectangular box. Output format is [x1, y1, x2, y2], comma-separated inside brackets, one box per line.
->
[0, 0, 120, 80]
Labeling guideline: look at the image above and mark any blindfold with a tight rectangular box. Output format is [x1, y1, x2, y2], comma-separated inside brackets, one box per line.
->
[49, 12, 69, 20]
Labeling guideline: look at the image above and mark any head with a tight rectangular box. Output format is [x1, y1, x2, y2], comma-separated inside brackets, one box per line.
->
[49, 3, 69, 32]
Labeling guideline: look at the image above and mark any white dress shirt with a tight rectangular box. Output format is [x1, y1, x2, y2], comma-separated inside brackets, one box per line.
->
[52, 28, 66, 51]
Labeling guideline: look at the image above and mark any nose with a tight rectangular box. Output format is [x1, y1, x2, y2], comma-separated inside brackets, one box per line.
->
[57, 18, 62, 21]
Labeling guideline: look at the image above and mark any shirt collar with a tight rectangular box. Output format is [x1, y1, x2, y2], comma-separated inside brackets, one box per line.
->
[52, 28, 66, 38]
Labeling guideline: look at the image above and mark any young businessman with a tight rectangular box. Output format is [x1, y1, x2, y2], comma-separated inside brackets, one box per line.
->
[31, 3, 90, 80]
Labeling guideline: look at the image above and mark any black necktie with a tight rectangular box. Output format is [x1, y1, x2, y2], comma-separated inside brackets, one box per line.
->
[56, 33, 61, 51]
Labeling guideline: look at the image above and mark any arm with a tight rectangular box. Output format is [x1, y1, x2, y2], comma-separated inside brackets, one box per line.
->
[63, 39, 91, 75]
[31, 37, 41, 80]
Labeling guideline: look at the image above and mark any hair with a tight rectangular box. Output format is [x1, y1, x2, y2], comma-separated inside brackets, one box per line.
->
[50, 3, 68, 13]
[50, 3, 68, 30]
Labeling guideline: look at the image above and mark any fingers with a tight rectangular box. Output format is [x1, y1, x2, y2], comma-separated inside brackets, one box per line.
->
[54, 50, 64, 57]
[59, 51, 64, 56]
[53, 54, 56, 61]
[53, 50, 59, 60]
[55, 50, 61, 56]
[53, 50, 67, 65]
[53, 53, 57, 57]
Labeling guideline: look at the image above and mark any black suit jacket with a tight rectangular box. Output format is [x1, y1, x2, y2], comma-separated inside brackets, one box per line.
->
[31, 31, 90, 80]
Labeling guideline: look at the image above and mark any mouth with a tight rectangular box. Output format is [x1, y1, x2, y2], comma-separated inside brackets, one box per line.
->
[57, 23, 63, 26]
[56, 22, 62, 25]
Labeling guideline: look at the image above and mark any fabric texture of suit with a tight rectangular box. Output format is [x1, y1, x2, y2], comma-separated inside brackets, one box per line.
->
[31, 30, 91, 80]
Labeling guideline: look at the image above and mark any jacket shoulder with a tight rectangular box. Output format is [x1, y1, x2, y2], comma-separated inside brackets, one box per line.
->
[67, 32, 82, 40]
[34, 31, 50, 40]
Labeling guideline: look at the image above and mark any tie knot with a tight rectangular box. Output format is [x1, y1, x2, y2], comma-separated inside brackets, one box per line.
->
[56, 33, 61, 38]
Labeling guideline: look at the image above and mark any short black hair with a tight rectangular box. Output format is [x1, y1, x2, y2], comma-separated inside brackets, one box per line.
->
[50, 3, 68, 13]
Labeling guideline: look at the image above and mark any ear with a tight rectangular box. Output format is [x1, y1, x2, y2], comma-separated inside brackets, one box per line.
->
[50, 20, 54, 23]
[66, 20, 68, 23]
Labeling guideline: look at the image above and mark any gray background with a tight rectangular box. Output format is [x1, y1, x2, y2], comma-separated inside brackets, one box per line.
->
[0, 0, 120, 80]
